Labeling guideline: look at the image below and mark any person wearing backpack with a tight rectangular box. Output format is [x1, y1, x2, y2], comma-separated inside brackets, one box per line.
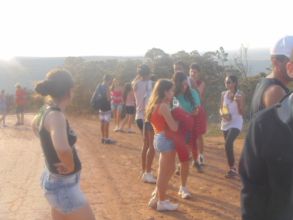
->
[91, 75, 116, 144]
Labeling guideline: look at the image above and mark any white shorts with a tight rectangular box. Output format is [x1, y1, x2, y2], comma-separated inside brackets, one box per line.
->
[99, 110, 112, 122]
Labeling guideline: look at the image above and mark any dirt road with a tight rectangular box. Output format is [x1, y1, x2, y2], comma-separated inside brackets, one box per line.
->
[0, 114, 244, 220]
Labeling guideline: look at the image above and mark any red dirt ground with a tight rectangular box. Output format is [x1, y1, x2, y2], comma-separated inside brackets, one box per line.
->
[0, 114, 244, 220]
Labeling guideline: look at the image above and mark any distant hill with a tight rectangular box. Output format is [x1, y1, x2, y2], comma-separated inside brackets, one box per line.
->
[0, 56, 142, 94]
[0, 49, 271, 94]
[228, 48, 271, 76]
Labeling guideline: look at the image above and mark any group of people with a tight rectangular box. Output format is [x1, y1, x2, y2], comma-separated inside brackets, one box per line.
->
[0, 84, 27, 127]
[31, 35, 293, 219]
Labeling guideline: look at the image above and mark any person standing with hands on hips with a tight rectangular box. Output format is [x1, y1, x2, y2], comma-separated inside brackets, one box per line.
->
[32, 69, 95, 220]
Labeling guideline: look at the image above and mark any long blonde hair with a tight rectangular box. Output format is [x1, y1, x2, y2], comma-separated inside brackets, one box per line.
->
[145, 79, 173, 122]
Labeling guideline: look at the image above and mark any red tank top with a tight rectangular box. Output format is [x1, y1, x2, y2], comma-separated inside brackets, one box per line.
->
[150, 105, 167, 134]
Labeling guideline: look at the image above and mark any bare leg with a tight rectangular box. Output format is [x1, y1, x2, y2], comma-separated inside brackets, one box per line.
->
[116, 109, 121, 129]
[141, 140, 148, 172]
[197, 135, 204, 155]
[51, 203, 96, 220]
[101, 122, 105, 139]
[180, 161, 189, 187]
[21, 112, 24, 124]
[104, 122, 109, 139]
[119, 115, 128, 130]
[51, 208, 65, 220]
[127, 114, 134, 130]
[157, 151, 176, 201]
[145, 130, 155, 173]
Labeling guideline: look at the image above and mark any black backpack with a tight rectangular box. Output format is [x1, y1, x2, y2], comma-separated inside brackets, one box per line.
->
[90, 84, 103, 111]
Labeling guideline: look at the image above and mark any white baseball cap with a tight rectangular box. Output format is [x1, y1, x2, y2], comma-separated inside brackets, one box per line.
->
[270, 36, 293, 59]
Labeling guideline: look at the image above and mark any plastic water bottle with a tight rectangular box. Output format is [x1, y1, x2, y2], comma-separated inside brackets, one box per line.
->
[172, 97, 180, 109]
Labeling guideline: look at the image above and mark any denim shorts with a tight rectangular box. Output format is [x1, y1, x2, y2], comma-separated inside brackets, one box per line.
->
[111, 103, 123, 112]
[154, 133, 175, 152]
[40, 170, 87, 214]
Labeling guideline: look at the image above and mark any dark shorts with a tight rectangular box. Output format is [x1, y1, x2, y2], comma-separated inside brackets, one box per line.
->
[136, 119, 153, 133]
[16, 105, 24, 114]
[125, 106, 135, 115]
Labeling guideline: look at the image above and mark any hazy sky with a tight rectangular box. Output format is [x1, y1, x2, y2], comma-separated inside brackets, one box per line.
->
[0, 0, 291, 58]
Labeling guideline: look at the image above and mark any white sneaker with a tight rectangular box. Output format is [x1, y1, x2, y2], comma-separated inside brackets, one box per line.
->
[157, 200, 178, 211]
[148, 194, 157, 209]
[198, 154, 205, 165]
[142, 172, 156, 184]
[151, 188, 157, 197]
[178, 186, 192, 199]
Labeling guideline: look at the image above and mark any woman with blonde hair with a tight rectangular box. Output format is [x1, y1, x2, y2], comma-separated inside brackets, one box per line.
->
[146, 79, 179, 211]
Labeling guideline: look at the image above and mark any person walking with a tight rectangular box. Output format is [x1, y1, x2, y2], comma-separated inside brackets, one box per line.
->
[220, 75, 245, 178]
[32, 69, 95, 220]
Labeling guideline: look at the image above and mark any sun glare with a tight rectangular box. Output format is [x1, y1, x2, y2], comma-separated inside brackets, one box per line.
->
[0, 55, 14, 62]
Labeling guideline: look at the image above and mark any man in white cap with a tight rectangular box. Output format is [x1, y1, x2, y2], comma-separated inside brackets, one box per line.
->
[240, 37, 293, 220]
[250, 36, 293, 116]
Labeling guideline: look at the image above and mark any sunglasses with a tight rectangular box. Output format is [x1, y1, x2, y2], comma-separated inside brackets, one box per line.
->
[225, 81, 233, 84]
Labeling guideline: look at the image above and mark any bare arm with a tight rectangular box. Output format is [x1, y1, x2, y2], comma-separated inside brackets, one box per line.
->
[45, 111, 74, 174]
[31, 115, 39, 137]
[159, 103, 178, 132]
[263, 85, 287, 108]
[219, 91, 225, 115]
[236, 92, 245, 116]
[198, 81, 205, 100]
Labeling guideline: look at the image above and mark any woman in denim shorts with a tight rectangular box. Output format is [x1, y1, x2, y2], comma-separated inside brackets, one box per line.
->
[32, 69, 95, 220]
[145, 79, 179, 211]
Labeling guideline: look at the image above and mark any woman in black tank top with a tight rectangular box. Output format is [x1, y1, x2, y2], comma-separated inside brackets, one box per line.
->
[32, 69, 95, 219]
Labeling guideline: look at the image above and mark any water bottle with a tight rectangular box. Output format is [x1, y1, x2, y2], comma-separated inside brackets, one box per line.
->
[172, 97, 180, 109]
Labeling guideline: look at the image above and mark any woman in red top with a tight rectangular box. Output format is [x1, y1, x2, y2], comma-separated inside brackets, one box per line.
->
[110, 79, 123, 131]
[145, 79, 179, 211]
[15, 84, 27, 126]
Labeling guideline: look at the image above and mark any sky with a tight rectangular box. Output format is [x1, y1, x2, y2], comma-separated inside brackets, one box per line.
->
[0, 0, 292, 58]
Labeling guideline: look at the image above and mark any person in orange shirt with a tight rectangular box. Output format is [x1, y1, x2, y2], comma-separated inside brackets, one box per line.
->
[15, 84, 27, 126]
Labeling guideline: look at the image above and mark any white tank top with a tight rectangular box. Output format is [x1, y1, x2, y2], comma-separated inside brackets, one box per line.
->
[220, 90, 243, 131]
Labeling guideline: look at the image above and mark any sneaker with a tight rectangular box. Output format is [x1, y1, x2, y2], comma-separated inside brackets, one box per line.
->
[142, 172, 156, 184]
[157, 200, 178, 211]
[104, 138, 116, 144]
[175, 165, 180, 176]
[148, 194, 157, 209]
[127, 129, 135, 133]
[225, 168, 238, 178]
[114, 127, 121, 132]
[178, 186, 191, 199]
[193, 160, 204, 173]
[199, 154, 205, 165]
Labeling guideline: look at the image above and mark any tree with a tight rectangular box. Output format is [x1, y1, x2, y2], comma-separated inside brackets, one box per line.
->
[234, 44, 249, 78]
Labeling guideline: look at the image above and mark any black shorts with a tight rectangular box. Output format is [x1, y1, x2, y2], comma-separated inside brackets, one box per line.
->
[16, 105, 24, 114]
[125, 106, 135, 115]
[136, 119, 153, 133]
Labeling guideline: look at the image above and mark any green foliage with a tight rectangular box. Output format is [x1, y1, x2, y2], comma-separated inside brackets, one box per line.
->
[51, 47, 264, 118]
